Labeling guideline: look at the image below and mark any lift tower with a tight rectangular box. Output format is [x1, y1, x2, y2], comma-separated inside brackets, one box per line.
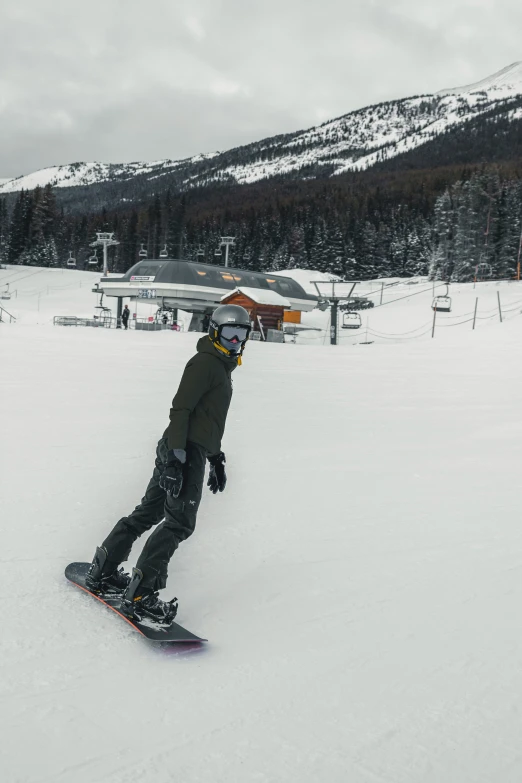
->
[312, 280, 360, 346]
[90, 232, 120, 277]
[219, 236, 236, 268]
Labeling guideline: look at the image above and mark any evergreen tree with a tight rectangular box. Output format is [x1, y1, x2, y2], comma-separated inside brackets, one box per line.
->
[325, 224, 346, 276]
[431, 190, 454, 279]
[166, 194, 186, 258]
[0, 199, 9, 264]
[495, 184, 521, 279]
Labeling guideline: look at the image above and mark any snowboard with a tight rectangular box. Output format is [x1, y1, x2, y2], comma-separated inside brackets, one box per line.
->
[65, 562, 206, 643]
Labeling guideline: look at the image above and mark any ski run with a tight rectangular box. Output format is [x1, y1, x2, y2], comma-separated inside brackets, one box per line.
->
[2, 266, 522, 782]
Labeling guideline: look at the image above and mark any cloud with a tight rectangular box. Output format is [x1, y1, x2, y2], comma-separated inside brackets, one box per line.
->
[0, 0, 521, 177]
[185, 16, 206, 41]
[210, 79, 246, 97]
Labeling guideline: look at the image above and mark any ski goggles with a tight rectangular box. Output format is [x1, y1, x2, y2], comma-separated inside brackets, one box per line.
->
[220, 325, 250, 344]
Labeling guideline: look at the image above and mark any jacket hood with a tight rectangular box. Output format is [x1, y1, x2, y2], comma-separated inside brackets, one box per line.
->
[197, 335, 239, 370]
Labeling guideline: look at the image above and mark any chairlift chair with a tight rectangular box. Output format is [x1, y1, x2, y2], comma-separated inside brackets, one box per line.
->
[66, 251, 76, 268]
[94, 305, 112, 324]
[342, 297, 374, 311]
[432, 295, 452, 313]
[1, 288, 11, 300]
[139, 244, 148, 259]
[88, 250, 99, 266]
[475, 262, 492, 282]
[196, 246, 205, 258]
[342, 312, 362, 329]
[155, 307, 172, 325]
[159, 245, 168, 258]
[214, 248, 222, 257]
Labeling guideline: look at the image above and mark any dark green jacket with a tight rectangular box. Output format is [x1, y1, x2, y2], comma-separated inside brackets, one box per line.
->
[164, 336, 238, 455]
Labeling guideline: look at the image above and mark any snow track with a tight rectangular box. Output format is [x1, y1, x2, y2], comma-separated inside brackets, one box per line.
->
[2, 277, 522, 781]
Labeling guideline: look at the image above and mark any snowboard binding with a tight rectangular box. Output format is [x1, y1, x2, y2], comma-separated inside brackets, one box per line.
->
[85, 546, 131, 596]
[120, 568, 178, 627]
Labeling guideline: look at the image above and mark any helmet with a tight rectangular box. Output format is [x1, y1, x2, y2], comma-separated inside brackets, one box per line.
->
[209, 304, 251, 356]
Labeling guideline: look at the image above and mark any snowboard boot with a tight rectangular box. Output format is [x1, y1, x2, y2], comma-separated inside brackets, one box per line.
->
[120, 568, 178, 626]
[85, 546, 131, 596]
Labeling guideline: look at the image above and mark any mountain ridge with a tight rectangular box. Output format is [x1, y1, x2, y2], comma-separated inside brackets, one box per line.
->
[1, 62, 521, 202]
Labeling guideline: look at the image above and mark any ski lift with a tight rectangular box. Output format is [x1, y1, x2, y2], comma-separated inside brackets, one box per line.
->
[432, 295, 452, 312]
[214, 248, 222, 258]
[432, 282, 452, 312]
[88, 250, 99, 266]
[342, 312, 362, 329]
[159, 245, 168, 258]
[66, 251, 76, 268]
[1, 284, 11, 300]
[139, 244, 148, 259]
[196, 246, 205, 258]
[94, 306, 112, 325]
[155, 307, 172, 324]
[475, 262, 492, 282]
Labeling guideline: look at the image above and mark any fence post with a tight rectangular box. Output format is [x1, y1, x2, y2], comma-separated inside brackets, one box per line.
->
[380, 282, 384, 305]
[497, 291, 503, 323]
[472, 297, 478, 330]
[432, 306, 437, 338]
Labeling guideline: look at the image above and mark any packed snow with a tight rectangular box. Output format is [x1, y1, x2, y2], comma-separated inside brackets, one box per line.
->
[2, 265, 522, 782]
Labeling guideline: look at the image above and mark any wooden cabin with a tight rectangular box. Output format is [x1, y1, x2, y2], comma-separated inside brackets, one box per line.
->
[221, 287, 292, 340]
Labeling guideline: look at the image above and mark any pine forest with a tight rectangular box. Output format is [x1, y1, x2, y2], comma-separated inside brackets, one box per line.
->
[1, 163, 521, 283]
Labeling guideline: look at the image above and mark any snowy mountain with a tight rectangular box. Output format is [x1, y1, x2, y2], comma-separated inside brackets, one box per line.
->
[0, 154, 219, 195]
[437, 61, 522, 96]
[1, 62, 521, 198]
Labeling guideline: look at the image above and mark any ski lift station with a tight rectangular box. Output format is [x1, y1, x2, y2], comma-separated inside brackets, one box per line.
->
[96, 257, 317, 329]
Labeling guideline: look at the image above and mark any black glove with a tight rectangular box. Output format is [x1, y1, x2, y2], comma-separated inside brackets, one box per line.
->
[159, 451, 184, 498]
[207, 452, 226, 494]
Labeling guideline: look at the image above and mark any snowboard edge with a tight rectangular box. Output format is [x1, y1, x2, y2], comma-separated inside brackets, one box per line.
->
[65, 562, 207, 643]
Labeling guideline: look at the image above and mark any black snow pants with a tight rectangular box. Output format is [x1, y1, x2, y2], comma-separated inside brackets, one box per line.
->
[101, 437, 206, 591]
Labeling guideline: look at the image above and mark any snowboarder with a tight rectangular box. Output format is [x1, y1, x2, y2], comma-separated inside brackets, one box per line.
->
[121, 304, 130, 329]
[85, 304, 252, 624]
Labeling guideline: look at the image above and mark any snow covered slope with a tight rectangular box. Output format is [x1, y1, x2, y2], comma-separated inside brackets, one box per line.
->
[438, 61, 522, 97]
[3, 270, 522, 782]
[0, 153, 219, 195]
[1, 63, 521, 195]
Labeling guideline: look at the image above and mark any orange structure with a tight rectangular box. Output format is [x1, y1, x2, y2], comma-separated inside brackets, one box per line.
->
[220, 287, 292, 338]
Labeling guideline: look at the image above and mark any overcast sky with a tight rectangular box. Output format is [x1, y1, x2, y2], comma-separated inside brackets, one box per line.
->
[0, 0, 521, 178]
